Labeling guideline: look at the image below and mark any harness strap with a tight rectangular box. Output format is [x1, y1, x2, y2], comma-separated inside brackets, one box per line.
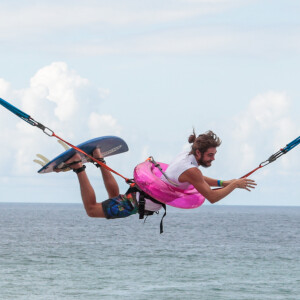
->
[158, 203, 166, 234]
[148, 156, 179, 187]
[126, 185, 167, 234]
[138, 192, 146, 219]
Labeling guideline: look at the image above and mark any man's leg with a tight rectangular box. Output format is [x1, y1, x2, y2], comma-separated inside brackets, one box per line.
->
[93, 148, 120, 198]
[65, 153, 106, 218]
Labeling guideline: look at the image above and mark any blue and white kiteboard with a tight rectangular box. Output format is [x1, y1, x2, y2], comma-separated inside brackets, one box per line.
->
[38, 136, 128, 174]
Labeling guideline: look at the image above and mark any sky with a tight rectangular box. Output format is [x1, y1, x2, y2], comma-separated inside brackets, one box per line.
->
[0, 0, 299, 206]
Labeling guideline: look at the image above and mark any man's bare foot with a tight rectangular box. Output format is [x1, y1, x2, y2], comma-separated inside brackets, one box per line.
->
[93, 148, 103, 159]
[91, 148, 106, 168]
[65, 153, 83, 169]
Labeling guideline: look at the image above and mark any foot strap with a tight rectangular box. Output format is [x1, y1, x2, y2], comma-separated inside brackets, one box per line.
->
[73, 165, 86, 174]
[56, 160, 82, 171]
[66, 160, 82, 168]
[93, 158, 106, 168]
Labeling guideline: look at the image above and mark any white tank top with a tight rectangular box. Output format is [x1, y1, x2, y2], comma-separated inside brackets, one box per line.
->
[161, 152, 198, 190]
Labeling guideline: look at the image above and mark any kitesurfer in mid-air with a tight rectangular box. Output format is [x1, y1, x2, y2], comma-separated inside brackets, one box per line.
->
[63, 130, 256, 219]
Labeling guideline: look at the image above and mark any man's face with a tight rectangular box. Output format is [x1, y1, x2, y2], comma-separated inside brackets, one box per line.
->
[195, 147, 217, 168]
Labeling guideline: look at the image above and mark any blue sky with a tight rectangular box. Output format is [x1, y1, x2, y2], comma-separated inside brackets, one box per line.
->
[0, 0, 299, 206]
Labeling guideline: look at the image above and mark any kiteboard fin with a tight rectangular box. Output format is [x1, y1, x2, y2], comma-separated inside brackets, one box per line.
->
[58, 140, 70, 151]
[33, 154, 50, 167]
[33, 159, 46, 167]
[33, 142, 71, 171]
[36, 154, 50, 164]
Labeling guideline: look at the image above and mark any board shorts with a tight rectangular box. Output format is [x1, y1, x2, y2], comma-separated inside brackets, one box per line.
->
[101, 192, 138, 219]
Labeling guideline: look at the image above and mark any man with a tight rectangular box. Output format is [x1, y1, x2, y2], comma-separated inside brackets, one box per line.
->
[63, 130, 256, 219]
[162, 130, 256, 204]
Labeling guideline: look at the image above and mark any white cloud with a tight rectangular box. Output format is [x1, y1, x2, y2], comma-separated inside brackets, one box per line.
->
[230, 91, 299, 173]
[70, 27, 234, 56]
[0, 78, 11, 96]
[0, 0, 240, 38]
[24, 62, 89, 121]
[1, 1, 299, 58]
[248, 91, 289, 129]
[55, 25, 300, 57]
[1, 1, 274, 58]
[88, 112, 121, 137]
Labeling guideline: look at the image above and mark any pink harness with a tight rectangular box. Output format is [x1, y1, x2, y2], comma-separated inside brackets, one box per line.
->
[133, 160, 205, 209]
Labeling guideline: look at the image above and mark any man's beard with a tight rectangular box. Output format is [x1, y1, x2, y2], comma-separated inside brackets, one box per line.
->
[197, 157, 212, 168]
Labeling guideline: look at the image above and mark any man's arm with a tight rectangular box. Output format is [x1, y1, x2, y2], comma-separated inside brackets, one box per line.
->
[204, 176, 234, 187]
[180, 168, 256, 204]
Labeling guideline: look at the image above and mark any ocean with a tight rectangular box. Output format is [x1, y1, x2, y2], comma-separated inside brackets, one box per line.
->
[0, 203, 299, 300]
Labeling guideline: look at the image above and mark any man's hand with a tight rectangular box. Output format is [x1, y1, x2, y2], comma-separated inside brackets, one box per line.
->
[233, 178, 257, 191]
